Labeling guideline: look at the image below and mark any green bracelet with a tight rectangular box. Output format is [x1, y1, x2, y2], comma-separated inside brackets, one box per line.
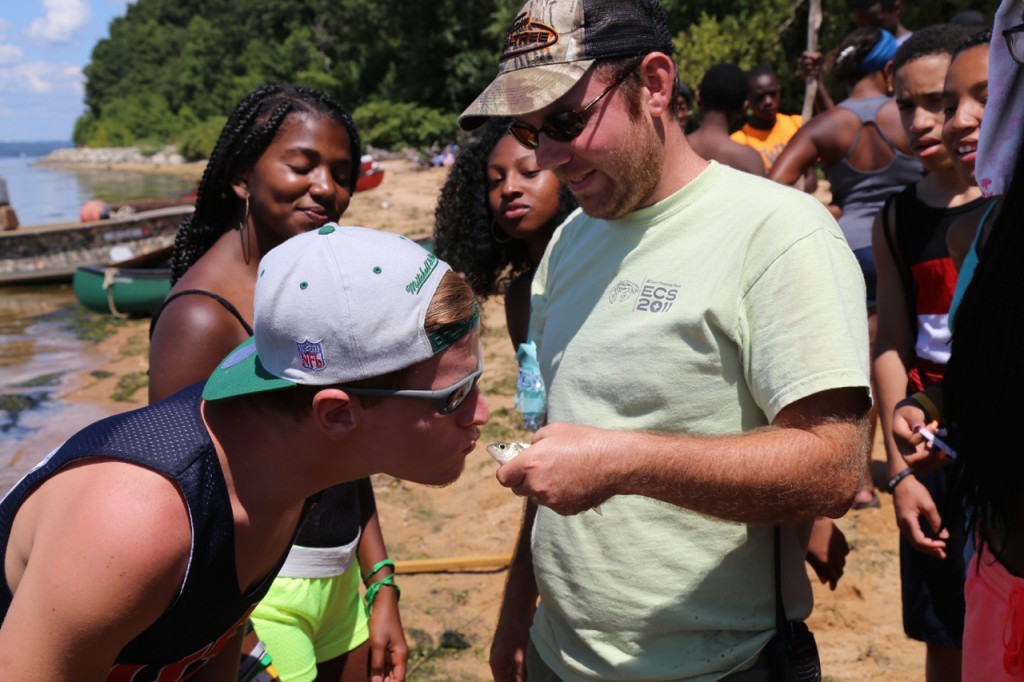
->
[364, 573, 400, 617]
[363, 559, 395, 587]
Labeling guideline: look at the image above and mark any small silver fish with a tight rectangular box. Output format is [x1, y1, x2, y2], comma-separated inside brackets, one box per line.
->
[486, 441, 530, 465]
[485, 441, 603, 515]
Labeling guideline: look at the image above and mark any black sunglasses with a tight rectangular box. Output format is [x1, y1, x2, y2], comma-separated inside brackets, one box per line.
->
[507, 74, 627, 150]
[337, 347, 483, 415]
[1005, 23, 1024, 66]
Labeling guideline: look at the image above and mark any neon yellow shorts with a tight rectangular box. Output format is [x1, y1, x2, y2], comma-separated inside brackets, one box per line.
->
[251, 564, 369, 682]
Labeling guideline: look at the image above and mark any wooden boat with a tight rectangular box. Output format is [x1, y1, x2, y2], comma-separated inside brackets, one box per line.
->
[73, 265, 172, 317]
[0, 205, 193, 285]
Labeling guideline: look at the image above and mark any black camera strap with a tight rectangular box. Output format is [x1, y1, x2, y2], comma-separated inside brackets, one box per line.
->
[774, 524, 788, 638]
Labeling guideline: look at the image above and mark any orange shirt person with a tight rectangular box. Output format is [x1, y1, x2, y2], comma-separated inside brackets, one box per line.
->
[731, 66, 804, 173]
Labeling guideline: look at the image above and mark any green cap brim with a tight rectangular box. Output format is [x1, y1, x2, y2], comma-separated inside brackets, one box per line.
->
[202, 337, 296, 401]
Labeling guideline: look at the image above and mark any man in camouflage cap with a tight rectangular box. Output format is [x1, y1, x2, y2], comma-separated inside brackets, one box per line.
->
[462, 0, 873, 680]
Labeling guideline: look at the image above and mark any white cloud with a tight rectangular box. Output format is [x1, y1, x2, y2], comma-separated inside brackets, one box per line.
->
[26, 0, 92, 45]
[0, 45, 23, 66]
[0, 60, 83, 95]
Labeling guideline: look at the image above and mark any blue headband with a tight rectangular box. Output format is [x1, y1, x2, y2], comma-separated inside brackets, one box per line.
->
[856, 30, 898, 77]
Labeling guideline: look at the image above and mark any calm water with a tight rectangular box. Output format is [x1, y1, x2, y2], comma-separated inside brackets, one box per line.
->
[0, 155, 196, 226]
[0, 158, 193, 482]
[0, 286, 116, 486]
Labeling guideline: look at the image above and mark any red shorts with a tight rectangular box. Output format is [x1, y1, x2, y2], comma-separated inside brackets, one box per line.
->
[963, 544, 1024, 680]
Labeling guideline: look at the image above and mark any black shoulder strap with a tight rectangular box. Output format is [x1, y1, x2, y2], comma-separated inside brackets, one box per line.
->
[775, 525, 788, 635]
[880, 193, 917, 334]
[149, 289, 254, 339]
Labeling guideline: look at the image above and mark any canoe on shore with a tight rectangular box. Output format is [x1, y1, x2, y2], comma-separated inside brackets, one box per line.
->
[73, 265, 172, 317]
[0, 205, 193, 285]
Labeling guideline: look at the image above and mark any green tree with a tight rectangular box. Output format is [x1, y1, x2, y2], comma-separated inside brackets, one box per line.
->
[75, 0, 1003, 153]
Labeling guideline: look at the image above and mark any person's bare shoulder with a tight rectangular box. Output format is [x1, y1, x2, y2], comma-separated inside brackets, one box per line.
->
[802, 107, 860, 165]
[875, 99, 913, 153]
[150, 253, 257, 401]
[1, 460, 190, 673]
[149, 292, 254, 401]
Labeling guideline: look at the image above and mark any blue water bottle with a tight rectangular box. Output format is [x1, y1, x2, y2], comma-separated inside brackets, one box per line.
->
[515, 340, 546, 432]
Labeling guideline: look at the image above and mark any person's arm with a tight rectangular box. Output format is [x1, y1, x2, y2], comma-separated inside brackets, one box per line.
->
[870, 207, 949, 558]
[805, 517, 849, 590]
[490, 500, 539, 682]
[498, 387, 868, 521]
[0, 461, 191, 679]
[892, 385, 950, 474]
[149, 295, 251, 403]
[768, 119, 825, 188]
[356, 481, 408, 682]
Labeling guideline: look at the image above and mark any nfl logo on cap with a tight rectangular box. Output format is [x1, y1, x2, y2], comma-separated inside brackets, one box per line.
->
[296, 340, 326, 372]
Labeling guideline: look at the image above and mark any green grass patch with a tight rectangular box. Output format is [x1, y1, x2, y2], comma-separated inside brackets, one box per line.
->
[121, 333, 149, 357]
[13, 372, 64, 388]
[68, 309, 129, 342]
[406, 628, 473, 680]
[90, 370, 115, 379]
[0, 392, 49, 431]
[0, 392, 49, 414]
[111, 371, 149, 402]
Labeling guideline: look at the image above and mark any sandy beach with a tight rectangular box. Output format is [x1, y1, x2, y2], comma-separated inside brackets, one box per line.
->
[15, 159, 925, 681]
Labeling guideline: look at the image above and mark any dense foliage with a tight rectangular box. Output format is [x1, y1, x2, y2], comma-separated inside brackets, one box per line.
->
[76, 0, 998, 153]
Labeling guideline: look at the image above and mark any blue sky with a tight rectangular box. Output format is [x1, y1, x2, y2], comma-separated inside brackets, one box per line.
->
[0, 1, 132, 142]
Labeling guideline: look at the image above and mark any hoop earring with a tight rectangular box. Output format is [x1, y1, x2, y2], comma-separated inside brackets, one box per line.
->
[238, 196, 252, 264]
[490, 219, 511, 244]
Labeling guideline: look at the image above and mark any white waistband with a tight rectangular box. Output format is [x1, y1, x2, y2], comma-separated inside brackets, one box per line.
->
[277, 532, 360, 578]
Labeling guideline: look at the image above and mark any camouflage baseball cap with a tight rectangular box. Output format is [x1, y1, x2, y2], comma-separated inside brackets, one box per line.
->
[459, 0, 674, 130]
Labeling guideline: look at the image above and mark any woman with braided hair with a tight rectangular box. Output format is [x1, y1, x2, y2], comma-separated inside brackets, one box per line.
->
[771, 26, 924, 510]
[150, 84, 407, 682]
[434, 118, 577, 351]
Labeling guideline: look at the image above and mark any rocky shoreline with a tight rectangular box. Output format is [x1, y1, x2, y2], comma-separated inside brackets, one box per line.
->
[35, 146, 207, 180]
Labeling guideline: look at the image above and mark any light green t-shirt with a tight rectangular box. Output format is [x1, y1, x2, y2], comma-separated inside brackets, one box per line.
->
[528, 162, 869, 682]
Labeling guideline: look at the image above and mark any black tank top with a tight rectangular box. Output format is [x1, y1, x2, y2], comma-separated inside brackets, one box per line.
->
[0, 384, 292, 678]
